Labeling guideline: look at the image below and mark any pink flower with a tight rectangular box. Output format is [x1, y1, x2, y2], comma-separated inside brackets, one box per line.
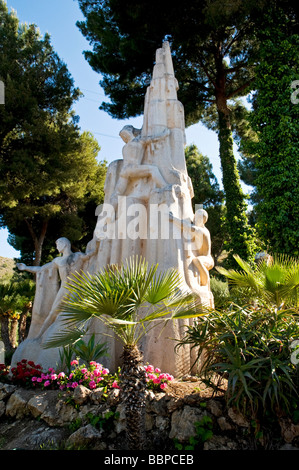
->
[71, 360, 79, 366]
[89, 361, 97, 367]
[58, 372, 65, 379]
[112, 381, 120, 389]
[147, 373, 156, 380]
[155, 368, 161, 373]
[102, 368, 109, 375]
[50, 374, 57, 380]
[160, 383, 167, 390]
[93, 369, 102, 377]
[153, 377, 161, 384]
[71, 382, 78, 388]
[32, 377, 37, 382]
[145, 365, 154, 373]
[44, 380, 50, 387]
[159, 373, 167, 380]
[81, 368, 88, 374]
[89, 380, 96, 389]
[37, 377, 42, 383]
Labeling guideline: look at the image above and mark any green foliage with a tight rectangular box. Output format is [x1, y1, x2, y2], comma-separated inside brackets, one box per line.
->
[72, 334, 109, 364]
[87, 409, 119, 433]
[240, 6, 299, 256]
[174, 415, 213, 450]
[0, 2, 106, 264]
[177, 304, 299, 420]
[217, 254, 299, 308]
[210, 277, 230, 309]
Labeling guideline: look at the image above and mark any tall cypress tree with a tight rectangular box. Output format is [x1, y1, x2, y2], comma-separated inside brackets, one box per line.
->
[240, 5, 299, 256]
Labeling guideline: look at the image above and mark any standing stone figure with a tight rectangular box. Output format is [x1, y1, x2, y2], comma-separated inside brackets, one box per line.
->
[11, 238, 97, 369]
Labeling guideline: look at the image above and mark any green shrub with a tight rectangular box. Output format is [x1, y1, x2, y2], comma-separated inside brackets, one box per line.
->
[177, 303, 299, 421]
[210, 277, 230, 308]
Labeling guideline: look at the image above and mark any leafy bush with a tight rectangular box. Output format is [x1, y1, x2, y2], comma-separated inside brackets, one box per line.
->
[210, 277, 230, 308]
[177, 303, 299, 420]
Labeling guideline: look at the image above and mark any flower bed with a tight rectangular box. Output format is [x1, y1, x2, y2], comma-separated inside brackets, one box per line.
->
[1, 359, 174, 394]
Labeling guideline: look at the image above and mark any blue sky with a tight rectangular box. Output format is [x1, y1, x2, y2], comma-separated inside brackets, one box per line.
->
[0, 0, 241, 259]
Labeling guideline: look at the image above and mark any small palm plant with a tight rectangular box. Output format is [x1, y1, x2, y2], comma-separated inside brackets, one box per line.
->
[43, 256, 203, 450]
[217, 253, 299, 308]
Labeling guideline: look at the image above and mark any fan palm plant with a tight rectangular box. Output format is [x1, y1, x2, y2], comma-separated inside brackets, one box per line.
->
[43, 256, 204, 450]
[216, 254, 299, 308]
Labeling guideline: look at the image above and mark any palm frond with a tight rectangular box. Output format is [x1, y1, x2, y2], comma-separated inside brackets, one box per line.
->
[42, 327, 88, 349]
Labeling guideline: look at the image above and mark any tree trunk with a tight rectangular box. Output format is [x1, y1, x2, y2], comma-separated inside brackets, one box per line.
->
[120, 344, 147, 450]
[24, 218, 48, 266]
[18, 305, 31, 343]
[9, 317, 18, 349]
[0, 315, 12, 355]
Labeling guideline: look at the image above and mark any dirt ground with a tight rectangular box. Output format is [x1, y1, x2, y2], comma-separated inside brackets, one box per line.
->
[164, 376, 226, 399]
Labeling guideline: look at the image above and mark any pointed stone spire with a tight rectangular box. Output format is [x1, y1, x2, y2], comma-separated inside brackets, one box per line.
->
[142, 41, 186, 174]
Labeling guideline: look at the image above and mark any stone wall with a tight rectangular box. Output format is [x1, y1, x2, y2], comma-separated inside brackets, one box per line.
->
[0, 383, 298, 451]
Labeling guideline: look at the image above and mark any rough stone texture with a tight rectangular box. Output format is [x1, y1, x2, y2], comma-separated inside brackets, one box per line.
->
[169, 405, 209, 441]
[0, 383, 298, 450]
[66, 424, 105, 449]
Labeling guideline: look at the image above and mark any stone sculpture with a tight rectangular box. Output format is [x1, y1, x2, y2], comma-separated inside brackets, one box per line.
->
[11, 42, 214, 376]
[11, 238, 98, 369]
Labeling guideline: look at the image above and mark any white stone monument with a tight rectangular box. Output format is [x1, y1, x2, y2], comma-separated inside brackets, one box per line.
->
[11, 42, 214, 377]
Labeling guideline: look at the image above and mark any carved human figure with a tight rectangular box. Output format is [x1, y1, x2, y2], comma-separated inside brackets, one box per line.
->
[17, 237, 97, 338]
[109, 125, 169, 209]
[169, 208, 214, 288]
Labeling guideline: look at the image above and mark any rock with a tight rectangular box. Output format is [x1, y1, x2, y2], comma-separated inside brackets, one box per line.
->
[41, 394, 79, 427]
[228, 407, 250, 428]
[279, 418, 299, 444]
[73, 385, 92, 405]
[279, 443, 299, 450]
[5, 389, 33, 419]
[169, 405, 210, 443]
[155, 415, 170, 431]
[27, 392, 50, 418]
[66, 424, 105, 449]
[0, 400, 5, 418]
[115, 403, 126, 434]
[206, 399, 223, 417]
[203, 435, 239, 450]
[217, 416, 234, 431]
[107, 388, 121, 405]
[0, 419, 69, 450]
[148, 393, 168, 416]
[0, 383, 16, 401]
